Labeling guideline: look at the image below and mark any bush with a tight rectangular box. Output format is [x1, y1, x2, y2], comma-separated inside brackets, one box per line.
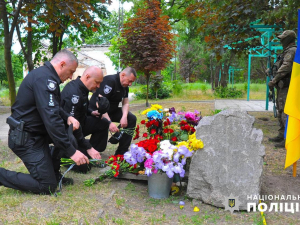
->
[172, 80, 183, 95]
[200, 84, 208, 93]
[135, 82, 173, 100]
[214, 87, 244, 98]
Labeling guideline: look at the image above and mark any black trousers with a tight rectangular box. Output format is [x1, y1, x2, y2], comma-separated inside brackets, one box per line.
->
[0, 134, 58, 194]
[68, 116, 110, 173]
[109, 109, 137, 155]
[82, 116, 110, 152]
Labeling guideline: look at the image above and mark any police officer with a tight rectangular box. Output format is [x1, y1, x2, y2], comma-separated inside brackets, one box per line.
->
[89, 67, 137, 155]
[268, 30, 297, 148]
[60, 66, 110, 172]
[0, 49, 90, 194]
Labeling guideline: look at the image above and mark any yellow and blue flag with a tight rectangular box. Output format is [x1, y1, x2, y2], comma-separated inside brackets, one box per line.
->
[284, 9, 300, 169]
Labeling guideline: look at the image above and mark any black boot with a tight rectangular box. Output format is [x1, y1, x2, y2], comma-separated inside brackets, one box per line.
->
[269, 136, 284, 143]
[57, 173, 74, 186]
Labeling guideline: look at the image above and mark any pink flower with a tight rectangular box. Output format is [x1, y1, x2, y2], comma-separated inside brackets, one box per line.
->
[185, 112, 196, 121]
[144, 158, 154, 168]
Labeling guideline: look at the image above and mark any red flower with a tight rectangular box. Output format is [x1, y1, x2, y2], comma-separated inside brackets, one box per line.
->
[143, 133, 148, 138]
[191, 127, 196, 133]
[148, 145, 157, 153]
[150, 129, 156, 134]
[141, 120, 145, 124]
[163, 128, 169, 133]
[114, 171, 119, 177]
[169, 128, 174, 133]
[171, 136, 177, 142]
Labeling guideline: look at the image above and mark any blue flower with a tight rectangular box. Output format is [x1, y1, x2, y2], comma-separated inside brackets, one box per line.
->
[147, 110, 163, 120]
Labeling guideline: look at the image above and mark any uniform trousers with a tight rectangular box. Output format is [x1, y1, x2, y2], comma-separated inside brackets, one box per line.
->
[109, 109, 137, 155]
[0, 134, 58, 194]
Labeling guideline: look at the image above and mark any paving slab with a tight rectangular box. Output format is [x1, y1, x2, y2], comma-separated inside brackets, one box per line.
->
[215, 100, 273, 112]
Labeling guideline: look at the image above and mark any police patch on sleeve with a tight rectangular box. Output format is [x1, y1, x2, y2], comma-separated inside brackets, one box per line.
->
[104, 85, 112, 94]
[71, 95, 79, 104]
[47, 79, 57, 91]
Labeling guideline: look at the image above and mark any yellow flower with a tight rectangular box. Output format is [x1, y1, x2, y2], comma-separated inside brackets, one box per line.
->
[151, 104, 163, 112]
[141, 108, 152, 115]
[189, 133, 196, 141]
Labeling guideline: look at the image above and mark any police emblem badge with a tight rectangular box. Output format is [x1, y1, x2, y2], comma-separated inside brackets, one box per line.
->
[47, 79, 57, 91]
[222, 193, 241, 214]
[71, 95, 79, 104]
[104, 85, 112, 94]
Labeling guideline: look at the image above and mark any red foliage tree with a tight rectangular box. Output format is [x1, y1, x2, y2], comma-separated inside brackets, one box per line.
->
[120, 0, 176, 106]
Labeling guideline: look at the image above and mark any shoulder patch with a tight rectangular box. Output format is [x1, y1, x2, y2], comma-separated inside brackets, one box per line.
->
[47, 79, 57, 91]
[71, 95, 79, 104]
[104, 85, 112, 94]
[285, 53, 292, 60]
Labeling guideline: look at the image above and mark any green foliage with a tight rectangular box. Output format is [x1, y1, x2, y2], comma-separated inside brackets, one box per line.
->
[200, 84, 208, 93]
[172, 80, 183, 95]
[135, 82, 173, 100]
[105, 34, 127, 71]
[214, 87, 244, 98]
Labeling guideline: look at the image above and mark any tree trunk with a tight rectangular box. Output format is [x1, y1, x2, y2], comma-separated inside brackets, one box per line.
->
[145, 71, 150, 107]
[210, 56, 215, 90]
[1, 0, 22, 105]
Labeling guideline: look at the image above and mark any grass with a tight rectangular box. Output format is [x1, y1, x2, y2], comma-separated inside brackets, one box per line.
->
[130, 82, 267, 102]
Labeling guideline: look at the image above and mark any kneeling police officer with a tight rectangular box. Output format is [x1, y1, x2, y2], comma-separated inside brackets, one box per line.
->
[0, 49, 89, 194]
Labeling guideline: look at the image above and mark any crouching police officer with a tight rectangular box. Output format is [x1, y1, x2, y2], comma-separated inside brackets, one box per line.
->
[268, 30, 297, 148]
[59, 66, 110, 173]
[89, 67, 137, 155]
[0, 49, 89, 194]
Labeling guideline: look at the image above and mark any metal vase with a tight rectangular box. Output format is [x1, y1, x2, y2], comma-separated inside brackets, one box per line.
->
[148, 172, 173, 199]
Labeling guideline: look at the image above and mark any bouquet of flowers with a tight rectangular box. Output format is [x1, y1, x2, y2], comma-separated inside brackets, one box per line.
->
[124, 104, 204, 178]
[84, 155, 138, 186]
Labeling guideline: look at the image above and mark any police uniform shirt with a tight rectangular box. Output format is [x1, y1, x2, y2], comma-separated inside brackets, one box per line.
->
[11, 61, 76, 157]
[60, 77, 93, 150]
[61, 77, 92, 125]
[89, 73, 129, 113]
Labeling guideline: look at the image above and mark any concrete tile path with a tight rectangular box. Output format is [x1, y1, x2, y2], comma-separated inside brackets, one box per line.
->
[215, 99, 273, 112]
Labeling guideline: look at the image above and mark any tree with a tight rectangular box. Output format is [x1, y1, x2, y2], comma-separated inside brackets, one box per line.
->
[0, 0, 23, 105]
[0, 0, 110, 105]
[120, 0, 175, 106]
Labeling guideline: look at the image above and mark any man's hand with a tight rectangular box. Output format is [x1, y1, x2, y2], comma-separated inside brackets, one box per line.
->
[91, 110, 100, 117]
[109, 122, 119, 133]
[87, 147, 101, 160]
[120, 116, 128, 128]
[67, 116, 80, 130]
[268, 79, 276, 87]
[70, 150, 89, 166]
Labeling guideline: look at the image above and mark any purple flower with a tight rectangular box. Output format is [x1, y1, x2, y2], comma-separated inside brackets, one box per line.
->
[173, 152, 180, 163]
[169, 107, 176, 114]
[144, 158, 154, 168]
[145, 167, 152, 176]
[178, 146, 193, 158]
[124, 152, 137, 165]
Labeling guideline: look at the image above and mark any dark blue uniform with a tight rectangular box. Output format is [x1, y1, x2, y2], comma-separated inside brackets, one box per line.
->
[89, 73, 136, 155]
[0, 62, 75, 194]
[60, 77, 109, 153]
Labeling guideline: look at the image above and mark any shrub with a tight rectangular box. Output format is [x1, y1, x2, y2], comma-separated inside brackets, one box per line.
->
[200, 84, 208, 93]
[135, 82, 172, 100]
[172, 80, 183, 95]
[214, 87, 244, 98]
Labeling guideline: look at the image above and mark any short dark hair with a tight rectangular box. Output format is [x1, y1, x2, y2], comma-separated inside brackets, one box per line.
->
[123, 67, 137, 77]
[51, 49, 78, 64]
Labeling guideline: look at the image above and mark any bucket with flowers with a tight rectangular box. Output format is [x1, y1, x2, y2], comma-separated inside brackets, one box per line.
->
[124, 104, 204, 199]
